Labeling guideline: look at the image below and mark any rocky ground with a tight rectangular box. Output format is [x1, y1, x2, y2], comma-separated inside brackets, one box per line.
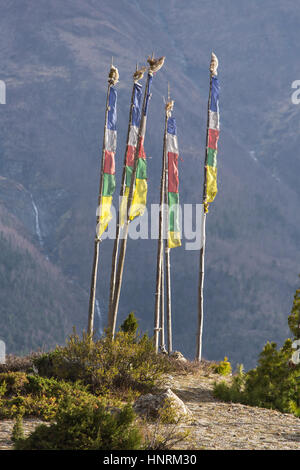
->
[165, 371, 300, 450]
[0, 368, 299, 450]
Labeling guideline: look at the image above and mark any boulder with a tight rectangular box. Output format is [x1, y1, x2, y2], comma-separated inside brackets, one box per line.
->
[133, 388, 192, 422]
[169, 351, 187, 362]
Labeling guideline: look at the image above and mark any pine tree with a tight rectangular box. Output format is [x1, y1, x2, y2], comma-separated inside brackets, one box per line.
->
[120, 312, 139, 337]
[288, 279, 300, 339]
[214, 277, 300, 415]
[11, 413, 25, 443]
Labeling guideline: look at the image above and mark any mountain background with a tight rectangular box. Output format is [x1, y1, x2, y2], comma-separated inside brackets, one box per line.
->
[0, 0, 299, 369]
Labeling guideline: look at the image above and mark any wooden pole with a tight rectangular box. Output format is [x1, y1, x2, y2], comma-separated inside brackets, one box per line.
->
[196, 54, 217, 361]
[160, 253, 166, 352]
[87, 62, 119, 337]
[87, 80, 111, 337]
[107, 74, 141, 331]
[196, 214, 206, 361]
[109, 72, 151, 338]
[165, 246, 172, 353]
[109, 55, 165, 339]
[154, 110, 168, 353]
[88, 238, 100, 337]
[164, 89, 173, 354]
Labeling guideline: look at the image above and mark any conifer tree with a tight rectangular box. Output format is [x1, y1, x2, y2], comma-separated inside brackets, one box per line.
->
[120, 312, 139, 337]
[288, 279, 300, 339]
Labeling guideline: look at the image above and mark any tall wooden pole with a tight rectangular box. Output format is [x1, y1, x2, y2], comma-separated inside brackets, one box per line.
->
[154, 110, 168, 353]
[159, 254, 166, 352]
[164, 90, 174, 354]
[108, 68, 146, 330]
[87, 64, 118, 337]
[195, 81, 211, 362]
[196, 213, 206, 361]
[165, 245, 172, 352]
[109, 55, 165, 338]
[196, 53, 218, 361]
[109, 75, 150, 337]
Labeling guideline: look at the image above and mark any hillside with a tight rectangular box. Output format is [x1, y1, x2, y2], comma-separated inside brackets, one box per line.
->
[0, 189, 88, 354]
[0, 0, 299, 368]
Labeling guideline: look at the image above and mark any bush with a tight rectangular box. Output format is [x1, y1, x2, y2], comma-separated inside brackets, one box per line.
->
[0, 372, 103, 420]
[213, 281, 300, 416]
[0, 372, 28, 396]
[214, 357, 232, 376]
[11, 414, 25, 443]
[288, 285, 300, 338]
[120, 312, 139, 337]
[14, 400, 143, 450]
[243, 340, 299, 412]
[33, 318, 169, 394]
[32, 350, 63, 378]
[0, 314, 170, 422]
[213, 340, 300, 415]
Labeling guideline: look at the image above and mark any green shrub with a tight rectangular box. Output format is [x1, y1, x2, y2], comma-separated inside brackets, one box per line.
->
[0, 380, 7, 398]
[33, 320, 168, 394]
[214, 357, 232, 376]
[0, 372, 103, 420]
[213, 281, 300, 416]
[243, 340, 298, 412]
[213, 340, 300, 415]
[120, 312, 139, 337]
[11, 414, 25, 443]
[32, 350, 63, 378]
[0, 315, 170, 422]
[14, 400, 143, 450]
[288, 285, 300, 338]
[0, 372, 28, 396]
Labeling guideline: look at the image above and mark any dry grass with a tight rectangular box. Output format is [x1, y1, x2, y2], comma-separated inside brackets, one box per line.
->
[164, 356, 218, 377]
[0, 353, 43, 373]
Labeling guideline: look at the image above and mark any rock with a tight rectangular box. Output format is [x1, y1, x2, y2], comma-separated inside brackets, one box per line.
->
[169, 351, 187, 362]
[105, 405, 122, 416]
[133, 388, 192, 422]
